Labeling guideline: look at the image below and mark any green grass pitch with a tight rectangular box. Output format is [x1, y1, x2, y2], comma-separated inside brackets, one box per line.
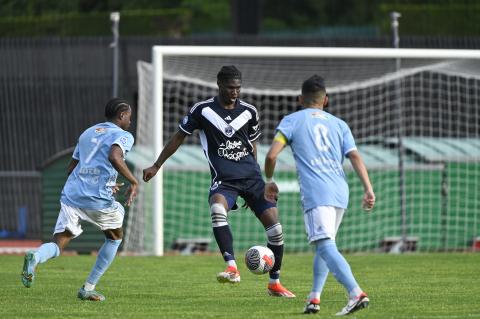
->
[1, 253, 479, 318]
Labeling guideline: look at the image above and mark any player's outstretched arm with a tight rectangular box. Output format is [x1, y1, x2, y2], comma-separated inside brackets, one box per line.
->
[109, 144, 139, 206]
[348, 150, 375, 211]
[143, 130, 187, 182]
[264, 140, 287, 203]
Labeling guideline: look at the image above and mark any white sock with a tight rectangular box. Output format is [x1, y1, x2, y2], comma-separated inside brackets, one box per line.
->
[349, 286, 363, 299]
[309, 292, 320, 301]
[269, 278, 280, 284]
[84, 282, 95, 291]
[227, 260, 237, 268]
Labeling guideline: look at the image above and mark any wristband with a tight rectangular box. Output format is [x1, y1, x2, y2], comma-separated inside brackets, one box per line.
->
[266, 177, 275, 183]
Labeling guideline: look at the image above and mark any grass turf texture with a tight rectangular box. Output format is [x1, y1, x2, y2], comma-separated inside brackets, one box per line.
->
[1, 253, 479, 318]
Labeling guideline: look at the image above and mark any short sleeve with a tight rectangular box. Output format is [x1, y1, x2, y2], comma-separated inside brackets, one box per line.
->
[113, 132, 134, 156]
[179, 106, 201, 135]
[248, 109, 261, 142]
[72, 143, 80, 160]
[341, 121, 357, 156]
[276, 115, 295, 143]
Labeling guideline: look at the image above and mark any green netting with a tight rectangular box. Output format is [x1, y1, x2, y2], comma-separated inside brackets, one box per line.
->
[162, 162, 480, 253]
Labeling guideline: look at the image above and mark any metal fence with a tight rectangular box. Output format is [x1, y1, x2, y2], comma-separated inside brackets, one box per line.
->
[1, 35, 479, 239]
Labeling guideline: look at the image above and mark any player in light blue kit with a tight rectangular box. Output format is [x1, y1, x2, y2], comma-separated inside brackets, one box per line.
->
[21, 98, 138, 301]
[264, 75, 375, 316]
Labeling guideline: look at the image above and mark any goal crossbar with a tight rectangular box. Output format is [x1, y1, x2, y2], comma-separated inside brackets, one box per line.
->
[154, 46, 480, 59]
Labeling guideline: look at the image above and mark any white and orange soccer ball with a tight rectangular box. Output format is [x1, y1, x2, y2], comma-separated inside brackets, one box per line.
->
[244, 245, 275, 275]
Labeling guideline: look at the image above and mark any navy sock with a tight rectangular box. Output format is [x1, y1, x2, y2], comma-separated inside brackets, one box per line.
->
[213, 225, 235, 261]
[268, 243, 283, 279]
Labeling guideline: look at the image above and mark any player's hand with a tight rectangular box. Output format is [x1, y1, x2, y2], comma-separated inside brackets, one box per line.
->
[362, 189, 375, 212]
[125, 183, 138, 207]
[111, 182, 124, 194]
[264, 182, 279, 203]
[143, 165, 159, 182]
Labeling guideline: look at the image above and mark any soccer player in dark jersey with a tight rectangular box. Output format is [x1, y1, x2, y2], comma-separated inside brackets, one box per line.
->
[143, 65, 295, 297]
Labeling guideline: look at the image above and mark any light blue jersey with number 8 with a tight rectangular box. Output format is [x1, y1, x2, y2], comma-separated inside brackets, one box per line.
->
[61, 122, 134, 210]
[276, 108, 356, 210]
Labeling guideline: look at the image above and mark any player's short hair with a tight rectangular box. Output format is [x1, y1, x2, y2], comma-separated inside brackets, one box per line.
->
[301, 75, 326, 106]
[217, 65, 242, 83]
[105, 98, 131, 120]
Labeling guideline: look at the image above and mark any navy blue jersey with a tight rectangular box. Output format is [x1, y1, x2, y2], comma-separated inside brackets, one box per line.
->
[179, 97, 262, 184]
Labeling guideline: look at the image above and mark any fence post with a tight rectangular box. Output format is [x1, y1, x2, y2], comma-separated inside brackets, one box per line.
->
[110, 12, 120, 97]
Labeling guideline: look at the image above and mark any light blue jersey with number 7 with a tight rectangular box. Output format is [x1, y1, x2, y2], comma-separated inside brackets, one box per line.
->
[276, 108, 356, 211]
[60, 122, 134, 210]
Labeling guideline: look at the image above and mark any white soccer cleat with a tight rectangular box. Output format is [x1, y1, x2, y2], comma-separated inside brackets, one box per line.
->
[303, 298, 320, 314]
[335, 292, 369, 316]
[216, 266, 241, 283]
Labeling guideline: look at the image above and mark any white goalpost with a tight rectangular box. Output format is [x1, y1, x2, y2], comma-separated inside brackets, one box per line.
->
[127, 46, 480, 256]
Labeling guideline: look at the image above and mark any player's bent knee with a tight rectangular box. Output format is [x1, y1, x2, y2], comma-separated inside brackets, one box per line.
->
[211, 203, 228, 227]
[265, 223, 284, 245]
[104, 227, 124, 240]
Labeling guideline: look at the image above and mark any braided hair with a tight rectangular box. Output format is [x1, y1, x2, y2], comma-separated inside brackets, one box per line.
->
[105, 98, 131, 120]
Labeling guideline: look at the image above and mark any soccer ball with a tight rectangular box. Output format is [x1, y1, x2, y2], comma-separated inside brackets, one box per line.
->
[245, 245, 275, 275]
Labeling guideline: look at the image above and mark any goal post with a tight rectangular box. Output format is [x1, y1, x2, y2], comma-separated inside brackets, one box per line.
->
[152, 50, 164, 256]
[128, 46, 480, 256]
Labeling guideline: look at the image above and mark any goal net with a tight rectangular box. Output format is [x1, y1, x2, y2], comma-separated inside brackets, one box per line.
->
[126, 46, 480, 256]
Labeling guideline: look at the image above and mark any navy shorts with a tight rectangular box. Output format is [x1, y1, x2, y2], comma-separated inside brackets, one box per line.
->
[209, 177, 276, 216]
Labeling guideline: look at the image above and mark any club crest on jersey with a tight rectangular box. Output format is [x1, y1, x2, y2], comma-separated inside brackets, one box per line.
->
[225, 125, 233, 135]
[182, 116, 189, 125]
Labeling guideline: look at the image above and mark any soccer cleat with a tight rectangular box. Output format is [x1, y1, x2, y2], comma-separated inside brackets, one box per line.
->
[216, 266, 241, 283]
[335, 292, 369, 316]
[267, 282, 296, 298]
[303, 298, 320, 314]
[77, 286, 106, 301]
[21, 250, 37, 288]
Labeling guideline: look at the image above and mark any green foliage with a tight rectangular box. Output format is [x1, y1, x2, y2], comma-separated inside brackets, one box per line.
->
[0, 0, 227, 36]
[262, 0, 378, 31]
[181, 0, 230, 33]
[0, 9, 191, 37]
[1, 253, 480, 318]
[0, 0, 479, 36]
[0, 0, 78, 16]
[378, 3, 480, 36]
